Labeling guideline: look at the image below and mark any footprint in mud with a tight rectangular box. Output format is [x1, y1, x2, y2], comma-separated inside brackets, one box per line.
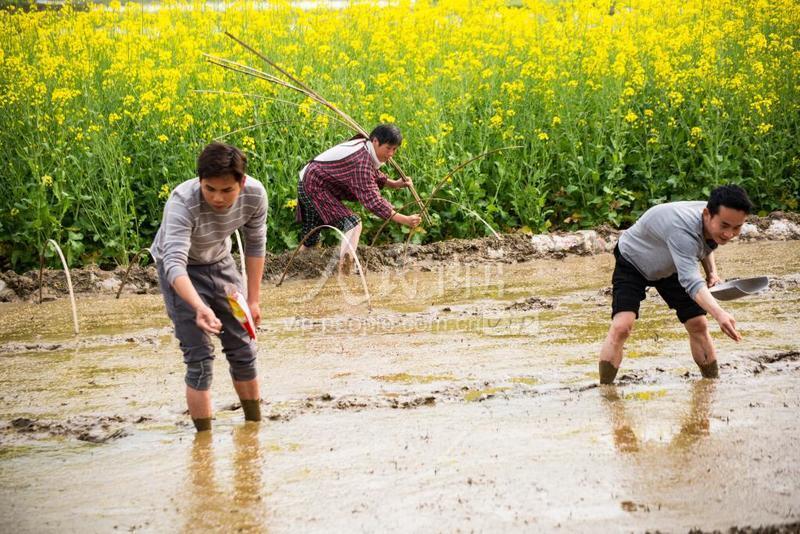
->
[751, 350, 800, 364]
[5, 415, 144, 444]
[503, 296, 555, 311]
[768, 274, 800, 290]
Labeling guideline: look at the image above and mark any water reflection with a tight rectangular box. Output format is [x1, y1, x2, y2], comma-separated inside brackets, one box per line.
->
[184, 424, 266, 533]
[601, 380, 717, 454]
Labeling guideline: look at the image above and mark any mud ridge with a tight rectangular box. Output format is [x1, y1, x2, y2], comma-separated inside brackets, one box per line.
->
[751, 350, 800, 364]
[0, 329, 170, 355]
[687, 521, 800, 533]
[2, 214, 797, 303]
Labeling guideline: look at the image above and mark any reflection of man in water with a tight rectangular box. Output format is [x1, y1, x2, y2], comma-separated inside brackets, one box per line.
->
[601, 381, 716, 453]
[598, 185, 753, 384]
[151, 143, 265, 431]
[186, 425, 264, 531]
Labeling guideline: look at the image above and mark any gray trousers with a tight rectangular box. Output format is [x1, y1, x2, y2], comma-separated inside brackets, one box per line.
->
[157, 255, 257, 391]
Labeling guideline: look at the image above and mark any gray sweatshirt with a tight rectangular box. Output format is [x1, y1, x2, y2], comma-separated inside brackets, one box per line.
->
[151, 176, 267, 286]
[618, 201, 716, 299]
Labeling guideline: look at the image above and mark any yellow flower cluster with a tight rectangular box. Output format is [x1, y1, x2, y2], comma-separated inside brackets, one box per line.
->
[0, 0, 792, 152]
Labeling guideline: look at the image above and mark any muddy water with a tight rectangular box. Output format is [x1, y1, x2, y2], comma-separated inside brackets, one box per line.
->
[1, 240, 799, 532]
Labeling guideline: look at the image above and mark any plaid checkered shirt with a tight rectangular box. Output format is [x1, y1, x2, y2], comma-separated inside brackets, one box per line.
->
[299, 140, 394, 224]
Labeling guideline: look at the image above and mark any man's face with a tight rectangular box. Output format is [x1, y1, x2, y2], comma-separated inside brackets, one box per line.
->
[200, 174, 242, 212]
[372, 139, 399, 163]
[703, 206, 747, 245]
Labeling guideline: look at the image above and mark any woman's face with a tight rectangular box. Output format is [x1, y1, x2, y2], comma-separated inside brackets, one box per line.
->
[371, 139, 400, 163]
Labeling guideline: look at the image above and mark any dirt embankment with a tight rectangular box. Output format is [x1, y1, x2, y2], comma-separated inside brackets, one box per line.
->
[2, 213, 798, 303]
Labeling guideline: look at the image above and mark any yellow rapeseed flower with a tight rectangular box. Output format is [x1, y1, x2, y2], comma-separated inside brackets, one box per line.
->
[41, 175, 53, 187]
[624, 110, 638, 123]
[284, 198, 298, 209]
[158, 184, 170, 200]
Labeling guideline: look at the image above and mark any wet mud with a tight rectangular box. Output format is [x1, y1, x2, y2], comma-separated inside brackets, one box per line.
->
[1, 240, 799, 532]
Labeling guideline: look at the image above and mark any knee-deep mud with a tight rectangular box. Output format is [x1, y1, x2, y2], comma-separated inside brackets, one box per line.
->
[1, 240, 799, 532]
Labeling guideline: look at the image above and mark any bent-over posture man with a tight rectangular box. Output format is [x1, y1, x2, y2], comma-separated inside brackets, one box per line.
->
[296, 123, 421, 272]
[152, 142, 267, 431]
[598, 184, 753, 384]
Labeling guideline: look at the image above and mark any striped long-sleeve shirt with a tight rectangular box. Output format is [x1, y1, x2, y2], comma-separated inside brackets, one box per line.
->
[299, 139, 394, 223]
[151, 176, 267, 286]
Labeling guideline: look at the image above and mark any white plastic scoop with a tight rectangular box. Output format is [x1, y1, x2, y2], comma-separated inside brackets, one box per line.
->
[710, 276, 769, 301]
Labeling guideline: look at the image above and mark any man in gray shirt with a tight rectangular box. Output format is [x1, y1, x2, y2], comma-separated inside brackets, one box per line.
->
[598, 185, 753, 384]
[152, 143, 267, 431]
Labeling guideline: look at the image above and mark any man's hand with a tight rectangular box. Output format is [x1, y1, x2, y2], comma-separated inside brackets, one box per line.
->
[401, 177, 413, 189]
[196, 306, 222, 335]
[713, 309, 741, 342]
[248, 300, 262, 327]
[706, 271, 721, 288]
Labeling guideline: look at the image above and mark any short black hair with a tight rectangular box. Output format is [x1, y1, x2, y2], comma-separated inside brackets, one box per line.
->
[707, 184, 753, 215]
[369, 124, 403, 146]
[197, 142, 247, 182]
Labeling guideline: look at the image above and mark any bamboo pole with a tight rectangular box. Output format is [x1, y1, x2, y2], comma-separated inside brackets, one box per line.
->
[115, 247, 152, 299]
[218, 32, 430, 223]
[275, 225, 371, 310]
[368, 146, 521, 250]
[46, 239, 79, 335]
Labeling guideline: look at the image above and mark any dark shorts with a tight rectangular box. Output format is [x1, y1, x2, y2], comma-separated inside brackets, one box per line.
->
[297, 180, 360, 247]
[611, 246, 706, 324]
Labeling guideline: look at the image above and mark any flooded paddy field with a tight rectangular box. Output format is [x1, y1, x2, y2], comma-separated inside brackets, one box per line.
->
[1, 240, 799, 532]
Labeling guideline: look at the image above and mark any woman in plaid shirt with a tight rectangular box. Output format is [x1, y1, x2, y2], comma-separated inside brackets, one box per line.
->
[296, 124, 421, 272]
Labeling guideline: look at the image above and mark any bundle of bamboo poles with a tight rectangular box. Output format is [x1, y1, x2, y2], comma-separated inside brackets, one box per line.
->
[207, 32, 431, 224]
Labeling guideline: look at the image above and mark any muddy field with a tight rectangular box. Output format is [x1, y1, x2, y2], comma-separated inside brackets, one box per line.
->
[1, 238, 799, 532]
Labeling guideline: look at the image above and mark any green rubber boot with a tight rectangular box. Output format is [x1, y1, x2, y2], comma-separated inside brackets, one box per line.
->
[599, 361, 619, 385]
[241, 399, 262, 422]
[698, 360, 719, 379]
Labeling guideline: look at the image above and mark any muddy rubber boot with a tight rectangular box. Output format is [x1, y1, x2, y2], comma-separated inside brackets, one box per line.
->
[241, 399, 261, 422]
[698, 360, 719, 379]
[599, 361, 619, 385]
[193, 417, 212, 432]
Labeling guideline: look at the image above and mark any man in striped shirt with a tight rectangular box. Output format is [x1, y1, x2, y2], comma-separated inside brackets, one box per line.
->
[296, 124, 421, 272]
[151, 143, 267, 432]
